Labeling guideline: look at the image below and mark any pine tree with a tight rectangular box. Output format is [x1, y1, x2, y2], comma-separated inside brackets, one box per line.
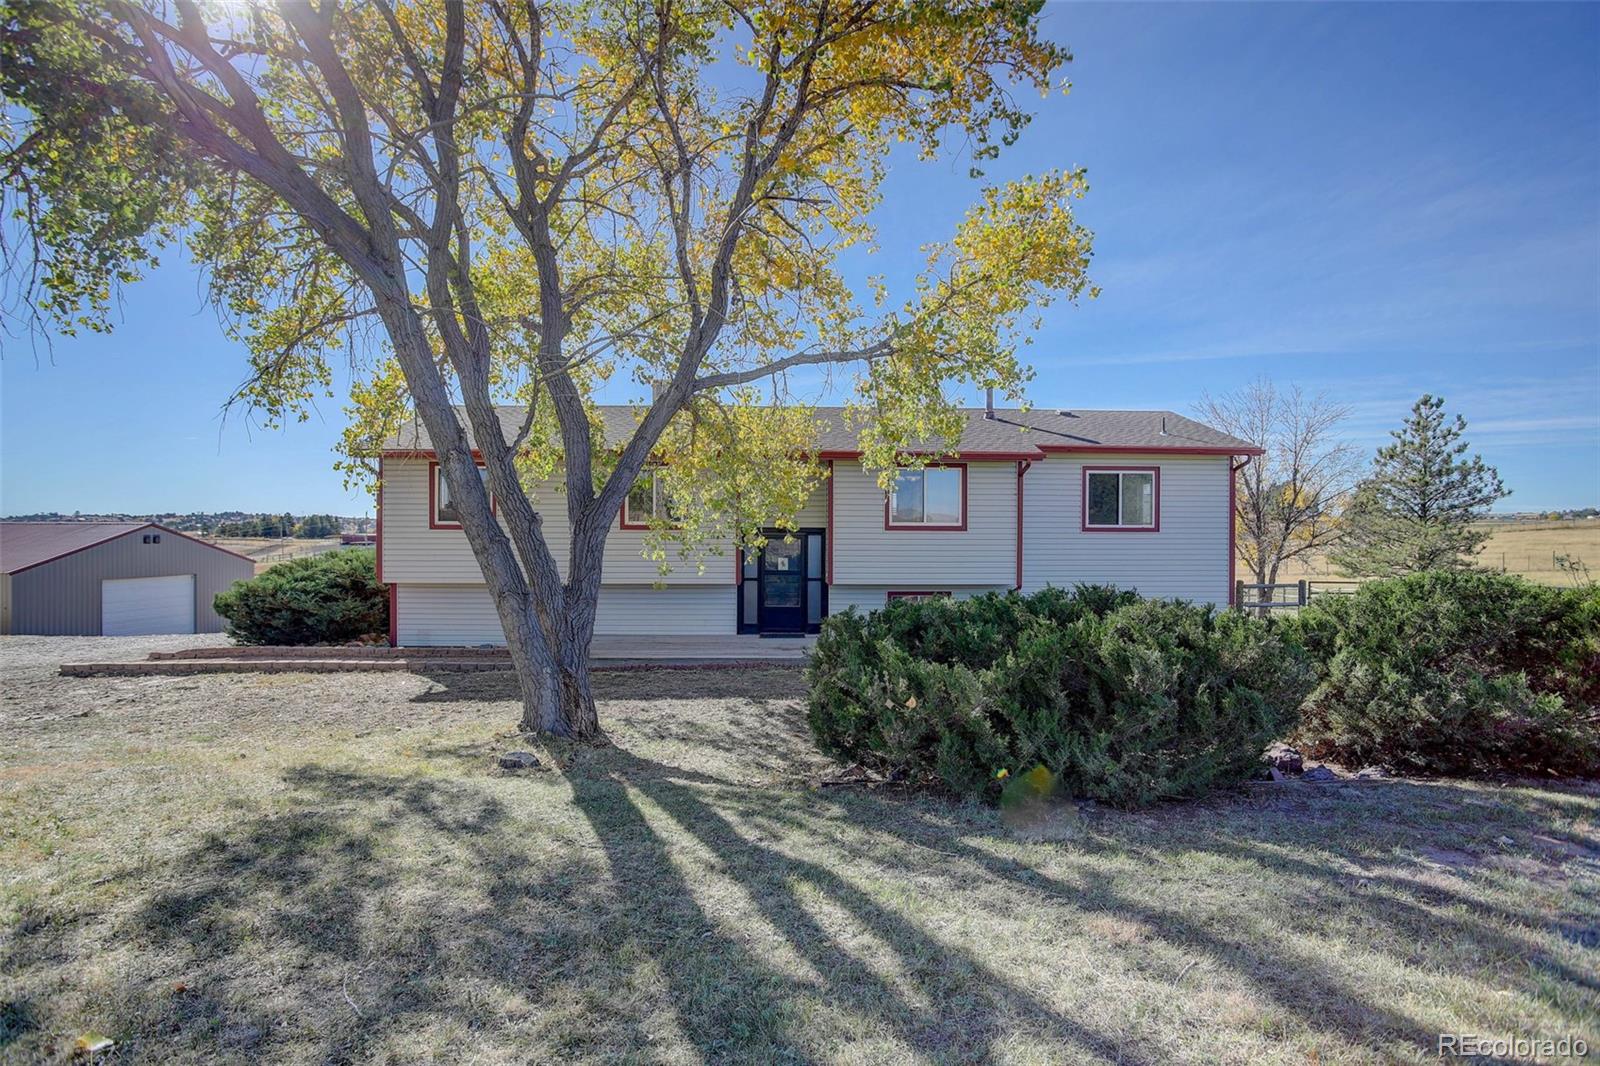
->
[1332, 395, 1509, 577]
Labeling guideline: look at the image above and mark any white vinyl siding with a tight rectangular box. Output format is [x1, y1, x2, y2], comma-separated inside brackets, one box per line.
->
[793, 481, 828, 528]
[1022, 454, 1230, 604]
[101, 574, 196, 635]
[381, 458, 732, 585]
[395, 583, 735, 645]
[830, 461, 1015, 586]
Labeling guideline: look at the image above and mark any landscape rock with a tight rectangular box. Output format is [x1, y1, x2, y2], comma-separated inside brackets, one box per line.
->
[498, 751, 542, 770]
[1301, 765, 1340, 783]
[1267, 744, 1304, 774]
[1355, 766, 1388, 780]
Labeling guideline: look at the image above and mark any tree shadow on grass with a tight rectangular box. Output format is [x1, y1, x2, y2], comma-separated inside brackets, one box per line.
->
[2, 755, 1135, 1063]
[776, 779, 1600, 1056]
[567, 748, 1152, 1064]
[6, 701, 1593, 1063]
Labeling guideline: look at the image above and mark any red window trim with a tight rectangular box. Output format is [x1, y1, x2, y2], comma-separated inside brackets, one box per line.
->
[883, 462, 968, 531]
[886, 590, 953, 601]
[1081, 465, 1161, 533]
[429, 460, 493, 529]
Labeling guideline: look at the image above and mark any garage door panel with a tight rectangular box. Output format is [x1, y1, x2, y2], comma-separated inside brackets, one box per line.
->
[102, 575, 196, 636]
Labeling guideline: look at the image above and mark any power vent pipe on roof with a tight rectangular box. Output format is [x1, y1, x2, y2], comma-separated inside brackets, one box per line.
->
[984, 388, 995, 420]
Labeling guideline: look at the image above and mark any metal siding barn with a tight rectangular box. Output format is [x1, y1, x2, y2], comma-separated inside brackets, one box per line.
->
[0, 523, 256, 635]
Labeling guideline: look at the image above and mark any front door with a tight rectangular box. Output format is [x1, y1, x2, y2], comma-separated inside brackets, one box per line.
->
[740, 529, 826, 635]
[759, 537, 806, 634]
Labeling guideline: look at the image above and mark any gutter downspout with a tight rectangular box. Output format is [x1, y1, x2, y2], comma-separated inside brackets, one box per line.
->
[1015, 459, 1032, 591]
[1229, 455, 1251, 607]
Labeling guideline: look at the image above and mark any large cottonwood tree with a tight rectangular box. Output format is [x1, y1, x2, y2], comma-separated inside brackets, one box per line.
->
[2, 0, 1095, 737]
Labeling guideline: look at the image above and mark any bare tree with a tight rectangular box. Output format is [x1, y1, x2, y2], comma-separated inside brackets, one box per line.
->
[1198, 378, 1361, 600]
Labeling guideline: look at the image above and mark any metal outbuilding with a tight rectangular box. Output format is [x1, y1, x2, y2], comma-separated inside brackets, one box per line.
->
[0, 522, 255, 635]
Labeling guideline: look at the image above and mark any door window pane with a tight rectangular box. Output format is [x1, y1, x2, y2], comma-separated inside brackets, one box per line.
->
[764, 574, 801, 607]
[1121, 473, 1154, 527]
[765, 540, 801, 572]
[1086, 473, 1120, 526]
[805, 534, 823, 579]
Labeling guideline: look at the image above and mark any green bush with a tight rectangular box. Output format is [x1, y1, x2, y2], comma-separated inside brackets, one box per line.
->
[805, 588, 1313, 808]
[1283, 571, 1600, 776]
[213, 548, 388, 646]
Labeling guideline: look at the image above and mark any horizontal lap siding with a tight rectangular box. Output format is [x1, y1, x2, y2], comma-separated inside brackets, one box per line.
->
[793, 483, 828, 528]
[381, 458, 730, 586]
[1021, 454, 1230, 604]
[831, 461, 1015, 586]
[395, 584, 735, 645]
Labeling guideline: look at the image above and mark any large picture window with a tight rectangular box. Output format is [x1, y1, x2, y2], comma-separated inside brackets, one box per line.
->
[430, 461, 490, 528]
[886, 465, 965, 530]
[1083, 467, 1159, 531]
[621, 470, 677, 529]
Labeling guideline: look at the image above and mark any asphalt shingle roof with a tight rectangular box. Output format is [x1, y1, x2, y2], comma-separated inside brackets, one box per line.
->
[383, 406, 1257, 457]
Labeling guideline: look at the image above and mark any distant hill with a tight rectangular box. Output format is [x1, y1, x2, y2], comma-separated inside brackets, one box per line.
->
[3, 512, 374, 538]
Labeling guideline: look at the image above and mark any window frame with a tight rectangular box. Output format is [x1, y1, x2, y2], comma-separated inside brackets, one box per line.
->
[429, 460, 493, 530]
[1081, 465, 1160, 532]
[619, 468, 678, 530]
[883, 462, 968, 531]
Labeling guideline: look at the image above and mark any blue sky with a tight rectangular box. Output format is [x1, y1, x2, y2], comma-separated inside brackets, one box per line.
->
[3, 1, 1597, 515]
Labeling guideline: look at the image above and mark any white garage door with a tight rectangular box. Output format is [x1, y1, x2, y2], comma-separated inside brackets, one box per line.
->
[101, 575, 196, 636]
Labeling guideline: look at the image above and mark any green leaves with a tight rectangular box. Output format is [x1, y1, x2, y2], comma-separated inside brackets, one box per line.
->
[805, 587, 1312, 807]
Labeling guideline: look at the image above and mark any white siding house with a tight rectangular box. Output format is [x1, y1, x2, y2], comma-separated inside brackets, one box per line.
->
[379, 406, 1258, 645]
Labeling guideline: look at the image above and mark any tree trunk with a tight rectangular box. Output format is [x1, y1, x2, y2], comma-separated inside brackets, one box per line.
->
[477, 530, 604, 740]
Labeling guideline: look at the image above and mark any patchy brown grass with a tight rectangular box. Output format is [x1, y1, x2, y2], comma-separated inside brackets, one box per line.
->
[1271, 518, 1600, 587]
[2, 637, 1597, 1064]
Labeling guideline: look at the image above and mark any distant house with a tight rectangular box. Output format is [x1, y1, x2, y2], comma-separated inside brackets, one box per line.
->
[378, 404, 1261, 645]
[0, 522, 255, 636]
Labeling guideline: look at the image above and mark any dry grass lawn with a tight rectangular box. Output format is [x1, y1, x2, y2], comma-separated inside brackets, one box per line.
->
[2, 636, 1597, 1064]
[1272, 518, 1600, 587]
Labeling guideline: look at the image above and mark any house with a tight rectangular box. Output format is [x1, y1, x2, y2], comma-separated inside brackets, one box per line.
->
[0, 522, 256, 636]
[378, 404, 1261, 645]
